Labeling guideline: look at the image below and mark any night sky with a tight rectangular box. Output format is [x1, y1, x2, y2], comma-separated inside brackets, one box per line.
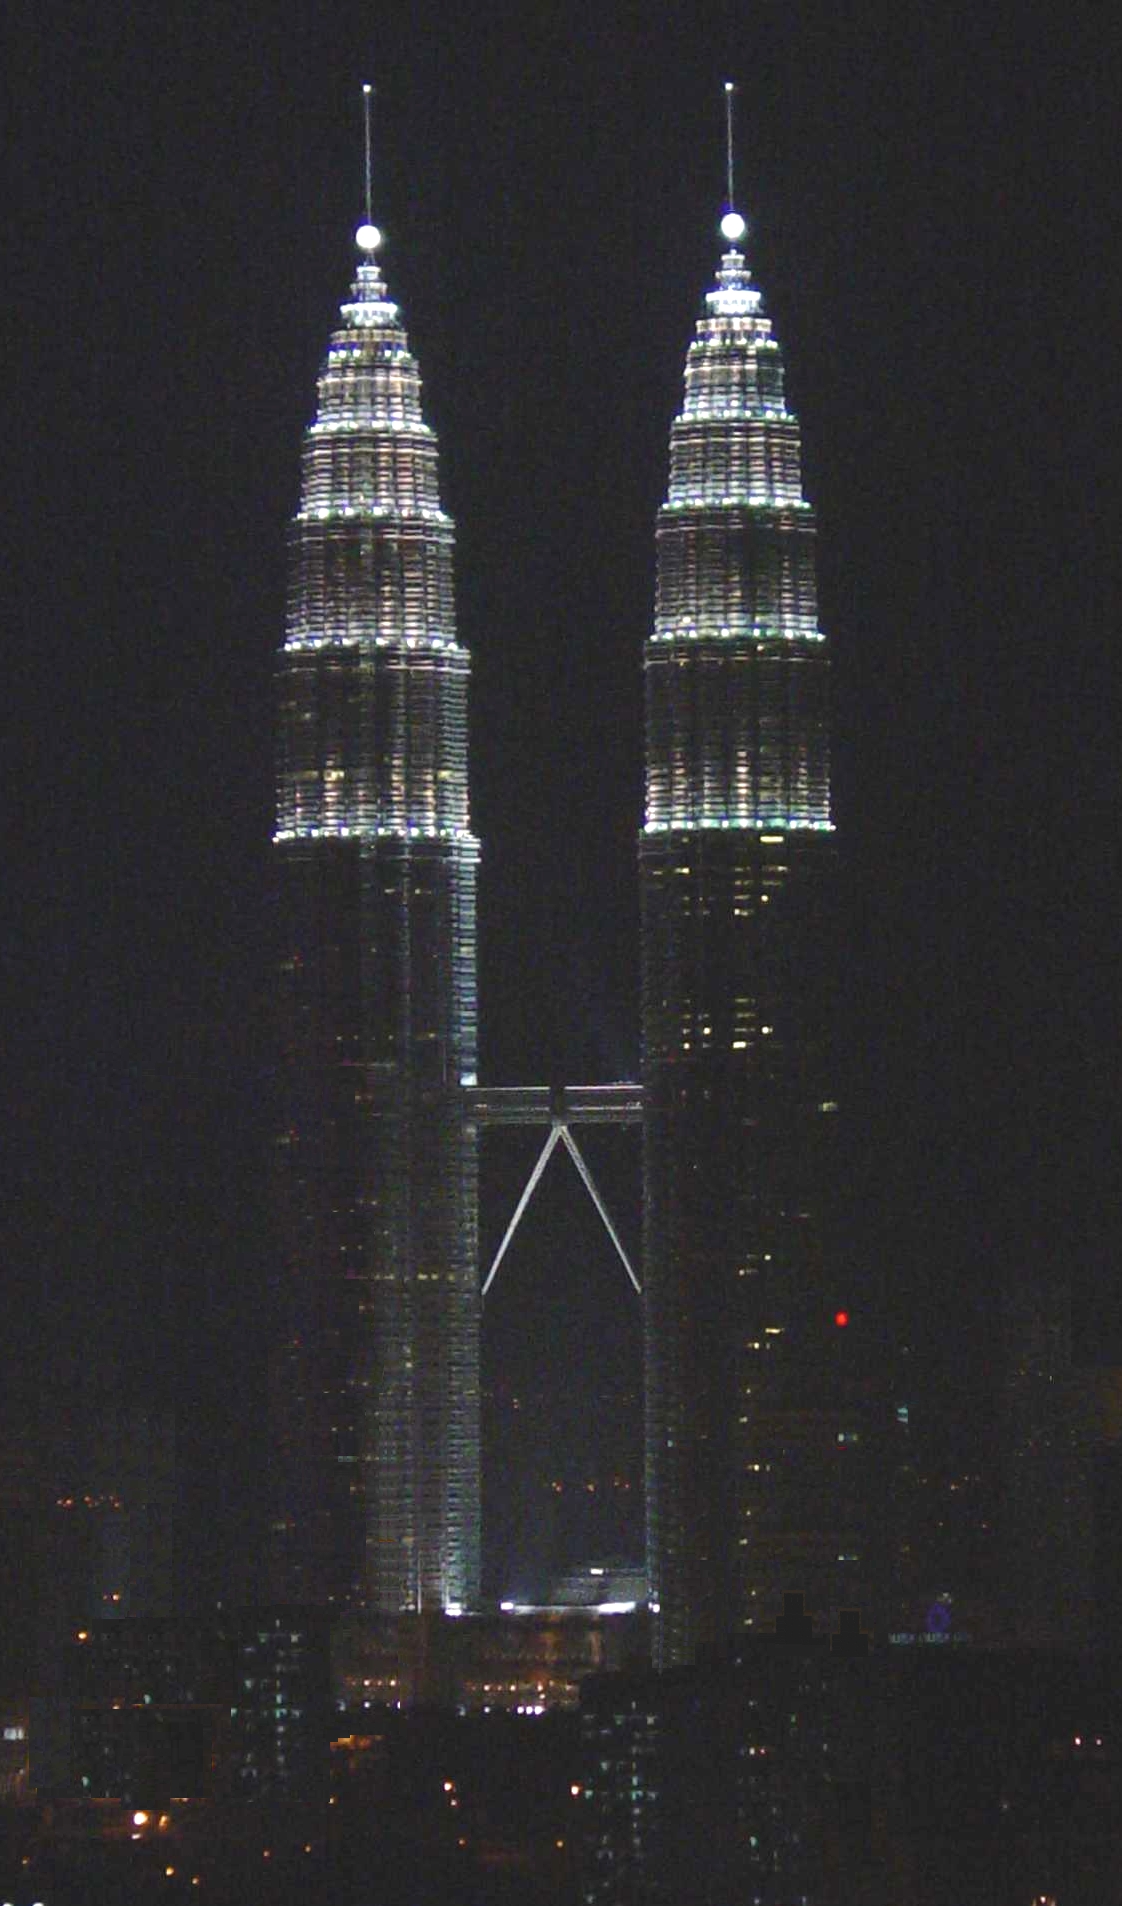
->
[4, 1, 1115, 1602]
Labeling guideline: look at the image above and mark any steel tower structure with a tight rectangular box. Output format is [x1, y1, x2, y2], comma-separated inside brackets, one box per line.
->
[270, 208, 481, 1616]
[641, 163, 876, 1668]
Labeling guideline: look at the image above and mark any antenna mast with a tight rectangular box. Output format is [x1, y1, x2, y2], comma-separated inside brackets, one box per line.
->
[719, 81, 747, 243]
[362, 82, 373, 226]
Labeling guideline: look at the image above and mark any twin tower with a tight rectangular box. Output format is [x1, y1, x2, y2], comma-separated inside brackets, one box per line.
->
[270, 154, 876, 1670]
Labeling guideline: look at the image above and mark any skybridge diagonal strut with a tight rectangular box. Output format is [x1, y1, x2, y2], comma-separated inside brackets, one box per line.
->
[480, 1124, 564, 1299]
[558, 1126, 642, 1295]
[480, 1119, 641, 1301]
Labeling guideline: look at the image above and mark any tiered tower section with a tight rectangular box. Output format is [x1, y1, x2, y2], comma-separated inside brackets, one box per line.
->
[642, 235, 874, 1668]
[644, 247, 830, 835]
[271, 232, 480, 1615]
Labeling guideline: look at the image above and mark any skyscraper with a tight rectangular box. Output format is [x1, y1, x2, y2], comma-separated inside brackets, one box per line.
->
[641, 189, 876, 1668]
[270, 215, 481, 1615]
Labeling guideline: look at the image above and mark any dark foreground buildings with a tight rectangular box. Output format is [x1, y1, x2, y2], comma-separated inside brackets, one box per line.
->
[62, 1610, 332, 1806]
[579, 1639, 1122, 1906]
[641, 211, 881, 1667]
[11, 1620, 1122, 1906]
[270, 221, 481, 1616]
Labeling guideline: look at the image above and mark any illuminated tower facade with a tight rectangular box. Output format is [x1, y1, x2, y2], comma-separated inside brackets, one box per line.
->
[270, 220, 480, 1615]
[641, 205, 875, 1668]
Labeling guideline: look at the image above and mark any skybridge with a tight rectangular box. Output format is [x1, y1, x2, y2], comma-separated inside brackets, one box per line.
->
[463, 1083, 644, 1300]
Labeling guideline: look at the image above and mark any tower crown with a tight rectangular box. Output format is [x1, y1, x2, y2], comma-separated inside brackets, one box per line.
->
[276, 225, 470, 844]
[295, 251, 446, 527]
[644, 196, 831, 835]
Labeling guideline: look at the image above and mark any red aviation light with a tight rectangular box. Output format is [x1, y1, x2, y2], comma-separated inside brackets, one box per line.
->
[834, 1310, 850, 1328]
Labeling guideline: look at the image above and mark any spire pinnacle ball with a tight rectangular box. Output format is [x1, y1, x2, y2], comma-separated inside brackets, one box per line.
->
[720, 210, 746, 243]
[355, 223, 382, 253]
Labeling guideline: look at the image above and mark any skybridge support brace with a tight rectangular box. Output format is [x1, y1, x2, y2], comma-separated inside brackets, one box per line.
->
[470, 1084, 643, 1301]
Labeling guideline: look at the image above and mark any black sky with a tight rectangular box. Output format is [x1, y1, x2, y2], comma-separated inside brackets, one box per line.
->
[4, 0, 1116, 1598]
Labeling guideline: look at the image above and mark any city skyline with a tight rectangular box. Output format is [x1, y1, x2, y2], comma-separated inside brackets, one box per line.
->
[4, 4, 1113, 1607]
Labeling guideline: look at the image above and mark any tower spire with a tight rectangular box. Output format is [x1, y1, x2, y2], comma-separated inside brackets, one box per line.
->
[720, 80, 746, 246]
[356, 82, 381, 253]
[362, 82, 373, 225]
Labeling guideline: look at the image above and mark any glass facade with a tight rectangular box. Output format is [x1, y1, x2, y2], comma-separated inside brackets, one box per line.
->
[270, 239, 480, 1615]
[642, 239, 875, 1669]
